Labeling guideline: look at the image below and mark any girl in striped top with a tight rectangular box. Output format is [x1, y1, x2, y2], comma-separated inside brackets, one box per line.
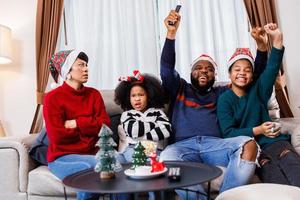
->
[114, 71, 172, 163]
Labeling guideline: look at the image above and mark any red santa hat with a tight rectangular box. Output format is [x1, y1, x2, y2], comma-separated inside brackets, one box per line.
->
[191, 54, 217, 71]
[228, 48, 254, 70]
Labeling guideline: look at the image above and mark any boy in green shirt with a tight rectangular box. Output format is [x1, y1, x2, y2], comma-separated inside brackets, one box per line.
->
[217, 23, 300, 186]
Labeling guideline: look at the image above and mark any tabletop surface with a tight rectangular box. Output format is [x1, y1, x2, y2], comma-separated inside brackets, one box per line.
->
[63, 161, 222, 194]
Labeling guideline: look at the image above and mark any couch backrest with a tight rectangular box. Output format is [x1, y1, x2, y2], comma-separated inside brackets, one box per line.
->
[100, 90, 123, 116]
[99, 90, 123, 146]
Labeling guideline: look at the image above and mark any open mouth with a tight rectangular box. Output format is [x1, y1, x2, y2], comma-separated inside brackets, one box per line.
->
[199, 76, 207, 81]
[198, 75, 208, 83]
[135, 103, 141, 107]
[134, 103, 142, 110]
[236, 76, 247, 83]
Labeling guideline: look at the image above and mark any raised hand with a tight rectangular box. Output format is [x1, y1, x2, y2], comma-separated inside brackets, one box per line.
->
[251, 27, 268, 51]
[264, 23, 283, 49]
[164, 10, 181, 40]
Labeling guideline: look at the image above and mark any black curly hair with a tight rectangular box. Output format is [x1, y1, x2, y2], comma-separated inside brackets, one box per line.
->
[114, 73, 169, 111]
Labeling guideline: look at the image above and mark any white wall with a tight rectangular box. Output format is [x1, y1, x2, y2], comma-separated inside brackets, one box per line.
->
[0, 0, 37, 136]
[277, 0, 300, 117]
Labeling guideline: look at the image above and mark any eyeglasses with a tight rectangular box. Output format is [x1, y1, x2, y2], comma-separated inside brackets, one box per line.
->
[73, 62, 88, 71]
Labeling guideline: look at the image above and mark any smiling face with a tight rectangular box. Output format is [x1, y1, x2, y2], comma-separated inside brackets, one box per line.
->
[69, 58, 89, 83]
[191, 60, 216, 92]
[229, 59, 253, 89]
[130, 85, 148, 112]
[191, 60, 215, 86]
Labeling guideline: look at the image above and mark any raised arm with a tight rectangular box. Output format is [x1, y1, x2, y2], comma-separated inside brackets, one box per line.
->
[251, 27, 268, 81]
[255, 23, 284, 104]
[160, 11, 182, 99]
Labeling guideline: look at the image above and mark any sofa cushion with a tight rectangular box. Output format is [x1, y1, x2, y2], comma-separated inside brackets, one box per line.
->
[110, 114, 121, 147]
[28, 166, 76, 197]
[29, 128, 48, 165]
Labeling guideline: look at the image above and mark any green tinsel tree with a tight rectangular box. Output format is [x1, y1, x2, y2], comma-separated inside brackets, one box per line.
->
[94, 124, 122, 179]
[131, 142, 147, 169]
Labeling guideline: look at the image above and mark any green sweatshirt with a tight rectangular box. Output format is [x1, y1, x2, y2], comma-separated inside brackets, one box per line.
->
[217, 47, 289, 149]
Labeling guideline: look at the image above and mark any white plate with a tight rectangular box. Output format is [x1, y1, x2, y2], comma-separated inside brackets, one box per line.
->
[124, 166, 168, 179]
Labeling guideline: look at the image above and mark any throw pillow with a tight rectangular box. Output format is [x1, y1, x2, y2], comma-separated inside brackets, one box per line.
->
[29, 127, 49, 165]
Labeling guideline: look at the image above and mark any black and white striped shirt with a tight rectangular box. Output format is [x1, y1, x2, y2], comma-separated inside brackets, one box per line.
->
[120, 108, 171, 148]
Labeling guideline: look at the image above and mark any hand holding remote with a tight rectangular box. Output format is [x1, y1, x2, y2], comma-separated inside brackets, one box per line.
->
[168, 5, 182, 26]
[164, 5, 182, 39]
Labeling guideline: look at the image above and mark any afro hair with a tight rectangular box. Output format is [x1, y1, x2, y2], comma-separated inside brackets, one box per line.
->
[114, 73, 169, 111]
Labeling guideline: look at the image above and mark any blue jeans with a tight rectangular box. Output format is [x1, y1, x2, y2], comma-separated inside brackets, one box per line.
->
[49, 154, 130, 200]
[48, 154, 100, 200]
[160, 136, 257, 200]
[117, 145, 136, 163]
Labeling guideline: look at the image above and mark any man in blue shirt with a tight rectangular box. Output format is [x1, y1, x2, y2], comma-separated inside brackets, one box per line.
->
[160, 10, 267, 200]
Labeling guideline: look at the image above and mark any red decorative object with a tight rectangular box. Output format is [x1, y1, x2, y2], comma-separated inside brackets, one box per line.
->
[149, 153, 165, 172]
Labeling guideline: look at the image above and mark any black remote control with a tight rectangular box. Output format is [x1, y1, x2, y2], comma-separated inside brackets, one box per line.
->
[168, 5, 181, 26]
[168, 167, 181, 181]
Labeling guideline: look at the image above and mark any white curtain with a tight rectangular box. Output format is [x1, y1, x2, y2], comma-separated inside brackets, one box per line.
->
[57, 0, 256, 89]
[157, 0, 256, 82]
[58, 0, 160, 89]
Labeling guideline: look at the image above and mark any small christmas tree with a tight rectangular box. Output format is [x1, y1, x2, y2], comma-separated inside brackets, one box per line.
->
[131, 142, 147, 169]
[94, 124, 122, 179]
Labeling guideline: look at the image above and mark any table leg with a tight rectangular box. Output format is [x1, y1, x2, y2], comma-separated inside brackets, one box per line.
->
[207, 181, 211, 200]
[63, 186, 67, 200]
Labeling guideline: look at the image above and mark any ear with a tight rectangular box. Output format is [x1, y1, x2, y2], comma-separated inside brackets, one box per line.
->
[214, 72, 218, 81]
[67, 73, 72, 80]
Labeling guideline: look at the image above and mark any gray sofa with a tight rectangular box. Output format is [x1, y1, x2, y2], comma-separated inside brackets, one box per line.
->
[1, 89, 300, 200]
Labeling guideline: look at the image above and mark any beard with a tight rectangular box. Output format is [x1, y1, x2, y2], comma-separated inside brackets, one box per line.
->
[190, 74, 215, 94]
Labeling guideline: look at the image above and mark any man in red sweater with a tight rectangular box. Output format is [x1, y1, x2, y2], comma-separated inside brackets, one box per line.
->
[43, 50, 110, 200]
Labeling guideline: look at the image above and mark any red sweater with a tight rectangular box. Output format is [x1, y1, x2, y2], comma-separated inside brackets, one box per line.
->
[43, 82, 110, 162]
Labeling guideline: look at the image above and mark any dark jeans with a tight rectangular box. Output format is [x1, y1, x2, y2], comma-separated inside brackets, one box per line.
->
[257, 140, 300, 187]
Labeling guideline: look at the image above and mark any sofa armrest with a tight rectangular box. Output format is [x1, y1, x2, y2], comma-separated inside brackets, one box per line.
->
[0, 134, 39, 194]
[279, 118, 300, 155]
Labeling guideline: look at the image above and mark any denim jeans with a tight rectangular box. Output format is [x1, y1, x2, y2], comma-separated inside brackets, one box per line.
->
[48, 154, 100, 200]
[116, 145, 136, 163]
[160, 136, 257, 200]
[49, 154, 131, 200]
[257, 140, 300, 187]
